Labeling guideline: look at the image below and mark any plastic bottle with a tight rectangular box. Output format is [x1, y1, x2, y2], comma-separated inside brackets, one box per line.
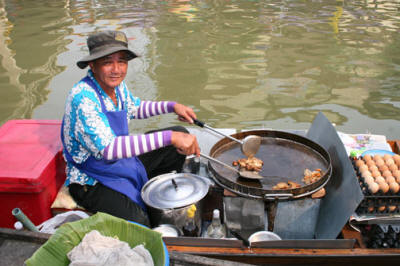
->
[204, 209, 226, 238]
[182, 204, 198, 237]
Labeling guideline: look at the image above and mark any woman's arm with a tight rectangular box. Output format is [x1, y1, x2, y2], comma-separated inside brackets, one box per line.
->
[136, 101, 176, 119]
[102, 130, 172, 160]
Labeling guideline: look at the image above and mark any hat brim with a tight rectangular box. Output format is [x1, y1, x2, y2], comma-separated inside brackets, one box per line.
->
[77, 46, 138, 69]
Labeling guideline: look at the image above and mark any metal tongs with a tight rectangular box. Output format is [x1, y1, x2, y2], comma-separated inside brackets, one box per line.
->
[193, 119, 261, 158]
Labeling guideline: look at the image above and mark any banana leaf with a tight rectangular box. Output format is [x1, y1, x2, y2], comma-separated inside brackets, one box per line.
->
[25, 212, 167, 266]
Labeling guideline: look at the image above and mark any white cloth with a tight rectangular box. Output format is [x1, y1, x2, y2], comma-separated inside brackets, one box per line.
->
[67, 230, 154, 266]
[37, 211, 89, 234]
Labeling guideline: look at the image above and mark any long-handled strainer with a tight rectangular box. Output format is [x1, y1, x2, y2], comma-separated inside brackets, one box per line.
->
[193, 119, 261, 158]
[200, 153, 263, 180]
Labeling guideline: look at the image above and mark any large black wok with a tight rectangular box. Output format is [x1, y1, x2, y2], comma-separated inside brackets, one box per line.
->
[207, 130, 332, 200]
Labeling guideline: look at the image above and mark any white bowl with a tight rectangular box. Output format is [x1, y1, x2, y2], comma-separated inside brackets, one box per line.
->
[248, 231, 281, 243]
[153, 224, 181, 237]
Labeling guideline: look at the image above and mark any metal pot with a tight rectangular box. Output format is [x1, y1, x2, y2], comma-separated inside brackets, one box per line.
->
[141, 172, 211, 235]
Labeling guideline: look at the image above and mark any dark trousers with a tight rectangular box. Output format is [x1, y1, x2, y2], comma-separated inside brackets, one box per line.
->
[69, 126, 188, 227]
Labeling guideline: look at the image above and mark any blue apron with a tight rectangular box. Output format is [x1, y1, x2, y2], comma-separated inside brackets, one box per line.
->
[61, 77, 148, 210]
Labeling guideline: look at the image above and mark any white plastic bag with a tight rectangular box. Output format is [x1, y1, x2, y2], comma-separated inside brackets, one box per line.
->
[37, 211, 89, 234]
[67, 230, 154, 266]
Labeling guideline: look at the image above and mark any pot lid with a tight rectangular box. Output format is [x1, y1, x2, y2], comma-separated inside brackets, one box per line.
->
[141, 173, 210, 209]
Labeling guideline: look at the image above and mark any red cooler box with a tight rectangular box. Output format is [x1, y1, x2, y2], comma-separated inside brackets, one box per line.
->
[0, 120, 66, 228]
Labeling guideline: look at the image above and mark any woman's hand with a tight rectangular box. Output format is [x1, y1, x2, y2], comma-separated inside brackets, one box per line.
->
[171, 131, 200, 156]
[174, 103, 196, 124]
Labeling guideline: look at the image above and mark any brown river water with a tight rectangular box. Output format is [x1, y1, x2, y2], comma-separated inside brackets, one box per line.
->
[0, 0, 399, 139]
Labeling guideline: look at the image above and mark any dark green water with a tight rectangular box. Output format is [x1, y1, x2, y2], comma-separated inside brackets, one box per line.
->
[1, 0, 399, 138]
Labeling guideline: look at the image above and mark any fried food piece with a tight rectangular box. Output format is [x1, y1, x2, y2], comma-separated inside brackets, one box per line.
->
[311, 188, 326, 199]
[287, 181, 301, 189]
[303, 168, 323, 185]
[272, 181, 301, 190]
[232, 157, 263, 172]
[272, 182, 290, 190]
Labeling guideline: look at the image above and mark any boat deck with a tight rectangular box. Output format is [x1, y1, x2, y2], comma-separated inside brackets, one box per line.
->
[2, 127, 400, 265]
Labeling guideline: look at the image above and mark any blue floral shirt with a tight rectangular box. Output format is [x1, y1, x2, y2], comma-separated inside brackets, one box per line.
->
[62, 70, 141, 186]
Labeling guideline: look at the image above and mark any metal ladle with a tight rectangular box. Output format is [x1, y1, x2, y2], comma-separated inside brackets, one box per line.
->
[200, 153, 263, 180]
[193, 119, 261, 158]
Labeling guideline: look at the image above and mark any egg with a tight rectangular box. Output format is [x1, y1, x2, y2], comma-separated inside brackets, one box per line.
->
[363, 175, 374, 185]
[363, 154, 372, 162]
[388, 206, 397, 212]
[361, 170, 372, 179]
[369, 165, 379, 172]
[385, 158, 395, 166]
[382, 170, 393, 178]
[374, 155, 383, 162]
[375, 159, 385, 167]
[358, 164, 369, 172]
[383, 154, 392, 161]
[379, 181, 390, 193]
[389, 163, 398, 173]
[368, 206, 375, 213]
[389, 181, 400, 193]
[355, 159, 365, 168]
[378, 205, 386, 212]
[393, 154, 400, 165]
[366, 160, 376, 168]
[378, 164, 389, 172]
[368, 182, 379, 194]
[375, 176, 386, 184]
[372, 170, 381, 178]
[386, 176, 396, 184]
[393, 170, 400, 179]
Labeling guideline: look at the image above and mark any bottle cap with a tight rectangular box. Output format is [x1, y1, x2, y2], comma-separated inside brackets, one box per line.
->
[213, 209, 220, 218]
[187, 204, 196, 218]
[14, 221, 23, 230]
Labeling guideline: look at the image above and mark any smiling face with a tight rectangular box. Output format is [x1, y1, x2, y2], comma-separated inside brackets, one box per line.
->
[89, 51, 128, 92]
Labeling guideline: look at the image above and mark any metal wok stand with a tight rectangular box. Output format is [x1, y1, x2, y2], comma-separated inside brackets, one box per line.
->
[207, 164, 332, 235]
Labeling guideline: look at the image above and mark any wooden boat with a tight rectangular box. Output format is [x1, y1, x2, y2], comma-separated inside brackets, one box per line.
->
[1, 119, 400, 265]
[1, 223, 400, 265]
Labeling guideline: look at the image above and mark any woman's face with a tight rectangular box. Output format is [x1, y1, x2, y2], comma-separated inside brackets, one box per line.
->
[89, 51, 128, 92]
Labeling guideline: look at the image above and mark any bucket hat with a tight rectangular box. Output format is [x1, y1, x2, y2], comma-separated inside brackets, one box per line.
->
[77, 30, 138, 69]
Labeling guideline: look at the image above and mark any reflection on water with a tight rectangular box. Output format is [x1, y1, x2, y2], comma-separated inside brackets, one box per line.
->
[0, 0, 68, 122]
[0, 0, 399, 138]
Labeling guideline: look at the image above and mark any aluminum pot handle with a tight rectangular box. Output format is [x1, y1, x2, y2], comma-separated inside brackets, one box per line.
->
[263, 193, 293, 200]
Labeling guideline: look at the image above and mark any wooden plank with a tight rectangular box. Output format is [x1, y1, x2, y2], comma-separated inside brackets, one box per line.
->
[167, 245, 400, 265]
[169, 251, 254, 266]
[0, 227, 50, 244]
[167, 244, 400, 256]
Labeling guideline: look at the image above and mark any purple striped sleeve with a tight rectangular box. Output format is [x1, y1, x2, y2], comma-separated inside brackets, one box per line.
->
[148, 102, 154, 117]
[137, 101, 177, 119]
[160, 101, 166, 114]
[145, 134, 151, 152]
[103, 130, 173, 160]
[121, 136, 127, 158]
[138, 135, 145, 154]
[162, 130, 172, 146]
[113, 139, 118, 158]
[166, 101, 176, 113]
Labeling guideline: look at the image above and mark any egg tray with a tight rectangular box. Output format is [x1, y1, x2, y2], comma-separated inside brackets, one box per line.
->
[355, 197, 400, 215]
[351, 158, 400, 216]
[359, 224, 400, 248]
